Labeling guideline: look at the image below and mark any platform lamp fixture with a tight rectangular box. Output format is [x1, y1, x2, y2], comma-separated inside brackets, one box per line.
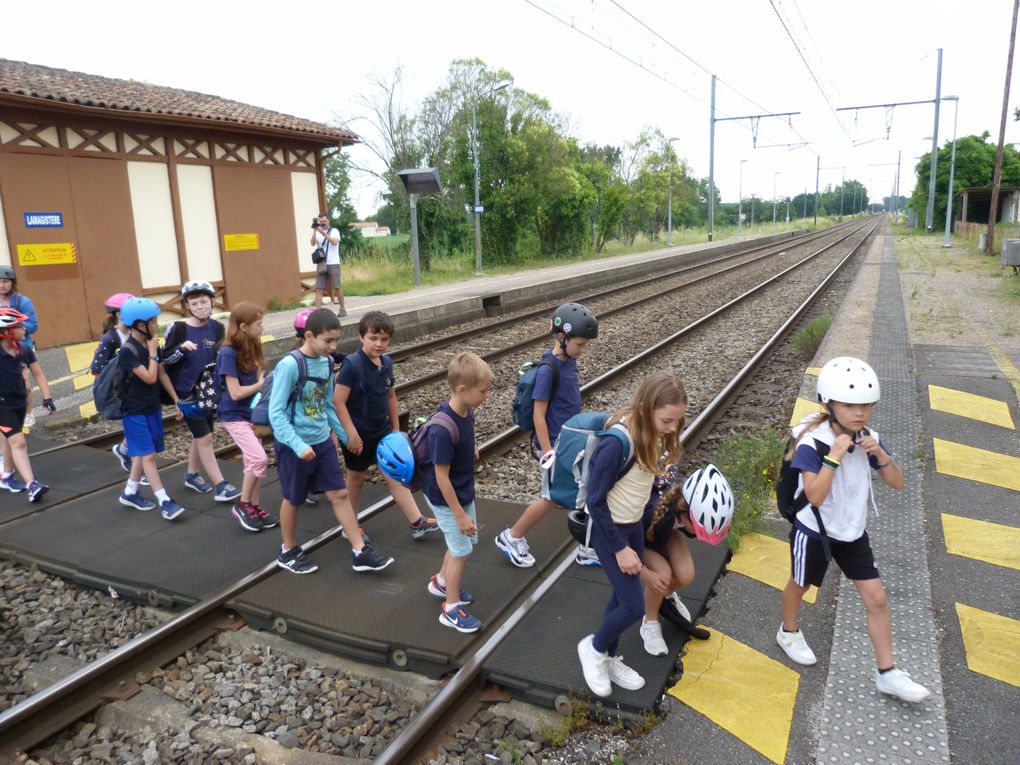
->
[738, 159, 748, 233]
[471, 80, 511, 275]
[667, 137, 680, 246]
[397, 168, 442, 288]
[942, 96, 960, 248]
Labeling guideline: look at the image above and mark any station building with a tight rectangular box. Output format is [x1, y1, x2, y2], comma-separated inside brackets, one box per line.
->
[0, 59, 356, 348]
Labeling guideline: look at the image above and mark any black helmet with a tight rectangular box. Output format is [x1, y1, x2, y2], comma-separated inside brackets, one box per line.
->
[0, 265, 16, 283]
[551, 303, 598, 339]
[566, 509, 592, 545]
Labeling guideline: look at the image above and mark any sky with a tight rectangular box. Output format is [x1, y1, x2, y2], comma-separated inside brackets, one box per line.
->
[3, 0, 1018, 219]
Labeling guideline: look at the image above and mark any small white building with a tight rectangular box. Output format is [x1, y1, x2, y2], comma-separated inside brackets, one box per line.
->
[350, 221, 390, 238]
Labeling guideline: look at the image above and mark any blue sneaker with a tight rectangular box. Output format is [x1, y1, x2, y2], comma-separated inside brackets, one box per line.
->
[113, 442, 131, 471]
[213, 481, 241, 502]
[0, 472, 27, 493]
[26, 480, 49, 503]
[160, 498, 185, 521]
[184, 473, 212, 494]
[119, 491, 156, 511]
[427, 575, 473, 605]
[439, 603, 481, 633]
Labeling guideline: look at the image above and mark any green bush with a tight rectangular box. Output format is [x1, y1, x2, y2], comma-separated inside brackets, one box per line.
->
[790, 315, 832, 357]
[712, 429, 787, 550]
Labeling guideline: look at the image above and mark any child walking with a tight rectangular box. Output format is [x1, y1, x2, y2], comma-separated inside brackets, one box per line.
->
[92, 293, 141, 474]
[577, 372, 687, 698]
[334, 310, 439, 541]
[422, 352, 492, 633]
[162, 280, 240, 503]
[496, 302, 599, 568]
[217, 302, 276, 532]
[116, 299, 187, 520]
[0, 308, 52, 501]
[270, 308, 393, 575]
[777, 356, 930, 703]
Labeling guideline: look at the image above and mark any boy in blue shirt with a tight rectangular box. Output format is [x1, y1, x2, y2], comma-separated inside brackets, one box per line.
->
[270, 308, 393, 575]
[334, 310, 440, 541]
[423, 352, 492, 633]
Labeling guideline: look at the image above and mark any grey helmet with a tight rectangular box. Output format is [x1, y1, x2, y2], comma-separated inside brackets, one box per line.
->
[551, 302, 598, 339]
[0, 265, 16, 283]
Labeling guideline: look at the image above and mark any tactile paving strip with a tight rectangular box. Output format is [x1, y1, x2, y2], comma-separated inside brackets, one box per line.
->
[815, 234, 950, 764]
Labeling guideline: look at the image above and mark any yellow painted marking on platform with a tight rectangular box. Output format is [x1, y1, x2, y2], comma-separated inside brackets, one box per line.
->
[942, 514, 1020, 572]
[668, 627, 799, 764]
[933, 438, 1020, 492]
[929, 385, 1015, 429]
[64, 341, 98, 373]
[956, 603, 1020, 689]
[72, 373, 94, 391]
[79, 401, 97, 419]
[983, 335, 1020, 407]
[260, 334, 275, 344]
[805, 367, 821, 376]
[789, 397, 823, 427]
[728, 532, 817, 603]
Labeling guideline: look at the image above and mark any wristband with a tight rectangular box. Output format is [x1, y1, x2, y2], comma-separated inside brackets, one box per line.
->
[875, 461, 891, 469]
[821, 456, 840, 470]
[149, 355, 158, 360]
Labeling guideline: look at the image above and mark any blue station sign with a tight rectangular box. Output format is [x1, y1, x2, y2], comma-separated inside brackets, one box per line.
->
[24, 212, 63, 228]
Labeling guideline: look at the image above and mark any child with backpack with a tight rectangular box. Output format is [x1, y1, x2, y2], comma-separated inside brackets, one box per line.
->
[0, 308, 52, 501]
[162, 280, 240, 503]
[217, 302, 276, 533]
[777, 356, 930, 703]
[269, 308, 393, 575]
[496, 302, 599, 568]
[576, 372, 687, 698]
[92, 293, 142, 475]
[638, 464, 734, 655]
[334, 310, 440, 540]
[422, 352, 492, 633]
[115, 298, 187, 520]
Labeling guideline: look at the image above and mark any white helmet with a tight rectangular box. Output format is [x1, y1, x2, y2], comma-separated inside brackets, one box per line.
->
[817, 356, 880, 404]
[682, 464, 734, 546]
[181, 280, 215, 299]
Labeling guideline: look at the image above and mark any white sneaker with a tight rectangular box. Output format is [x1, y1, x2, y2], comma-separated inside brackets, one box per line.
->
[875, 668, 931, 703]
[665, 592, 692, 622]
[574, 544, 601, 567]
[775, 626, 817, 665]
[577, 634, 611, 697]
[640, 619, 668, 656]
[607, 654, 645, 690]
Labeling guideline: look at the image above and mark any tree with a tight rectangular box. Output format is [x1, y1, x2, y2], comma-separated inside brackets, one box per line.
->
[323, 153, 362, 253]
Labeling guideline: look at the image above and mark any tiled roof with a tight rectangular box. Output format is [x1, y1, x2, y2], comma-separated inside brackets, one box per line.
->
[0, 59, 356, 144]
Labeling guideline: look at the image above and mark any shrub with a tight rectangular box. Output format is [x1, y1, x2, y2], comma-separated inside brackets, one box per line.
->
[712, 429, 787, 550]
[790, 315, 831, 357]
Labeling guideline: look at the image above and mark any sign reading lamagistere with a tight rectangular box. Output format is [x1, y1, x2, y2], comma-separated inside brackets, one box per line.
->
[23, 212, 64, 228]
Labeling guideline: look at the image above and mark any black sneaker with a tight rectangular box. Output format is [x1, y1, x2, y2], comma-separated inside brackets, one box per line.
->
[253, 505, 279, 529]
[351, 544, 393, 572]
[277, 546, 318, 574]
[231, 502, 263, 532]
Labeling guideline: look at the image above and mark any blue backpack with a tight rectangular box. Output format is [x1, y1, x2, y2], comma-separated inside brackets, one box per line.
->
[250, 350, 334, 429]
[511, 359, 560, 432]
[546, 412, 634, 510]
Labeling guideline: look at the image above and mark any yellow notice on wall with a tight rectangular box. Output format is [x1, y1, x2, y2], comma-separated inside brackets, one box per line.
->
[224, 233, 261, 251]
[17, 242, 76, 266]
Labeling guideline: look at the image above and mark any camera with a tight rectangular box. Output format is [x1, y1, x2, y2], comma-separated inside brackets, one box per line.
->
[311, 217, 320, 229]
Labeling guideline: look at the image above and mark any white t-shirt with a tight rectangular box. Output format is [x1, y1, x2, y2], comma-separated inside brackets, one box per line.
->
[315, 227, 341, 266]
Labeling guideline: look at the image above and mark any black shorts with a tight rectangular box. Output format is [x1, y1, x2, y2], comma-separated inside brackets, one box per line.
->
[340, 428, 389, 473]
[789, 526, 880, 587]
[0, 407, 26, 437]
[183, 412, 216, 438]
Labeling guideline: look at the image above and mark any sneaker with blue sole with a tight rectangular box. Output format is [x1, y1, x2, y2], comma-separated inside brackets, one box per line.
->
[184, 473, 212, 494]
[160, 498, 185, 521]
[214, 481, 241, 502]
[427, 574, 473, 604]
[27, 480, 49, 503]
[119, 491, 156, 511]
[574, 544, 602, 567]
[1, 472, 27, 493]
[439, 603, 481, 633]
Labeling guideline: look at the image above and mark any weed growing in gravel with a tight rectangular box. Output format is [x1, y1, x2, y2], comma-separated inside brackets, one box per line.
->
[539, 698, 591, 747]
[790, 316, 832, 357]
[713, 429, 787, 550]
[497, 737, 524, 764]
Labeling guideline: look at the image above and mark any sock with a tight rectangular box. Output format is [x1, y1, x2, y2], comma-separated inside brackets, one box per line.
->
[125, 480, 140, 495]
[445, 601, 463, 611]
[782, 627, 797, 633]
[410, 515, 425, 528]
[508, 531, 522, 542]
[352, 545, 364, 554]
[878, 665, 895, 674]
[435, 573, 446, 588]
[154, 489, 170, 503]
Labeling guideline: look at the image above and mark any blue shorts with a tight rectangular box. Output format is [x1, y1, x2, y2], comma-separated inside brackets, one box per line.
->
[424, 497, 477, 558]
[275, 438, 346, 506]
[123, 411, 165, 457]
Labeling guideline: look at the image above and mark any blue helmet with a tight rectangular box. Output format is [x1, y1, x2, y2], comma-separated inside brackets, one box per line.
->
[176, 397, 203, 419]
[121, 298, 160, 328]
[376, 432, 414, 485]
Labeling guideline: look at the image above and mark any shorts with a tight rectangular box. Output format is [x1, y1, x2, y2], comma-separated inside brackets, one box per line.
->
[123, 411, 166, 457]
[315, 264, 341, 290]
[340, 427, 389, 473]
[790, 525, 880, 587]
[275, 438, 346, 505]
[0, 407, 26, 437]
[183, 412, 216, 438]
[424, 496, 478, 558]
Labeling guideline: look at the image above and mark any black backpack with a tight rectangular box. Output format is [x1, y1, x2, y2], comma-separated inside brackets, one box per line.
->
[775, 435, 832, 560]
[407, 407, 460, 493]
[92, 345, 136, 420]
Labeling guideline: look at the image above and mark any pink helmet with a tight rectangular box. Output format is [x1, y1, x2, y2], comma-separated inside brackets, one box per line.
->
[105, 293, 135, 313]
[294, 308, 315, 336]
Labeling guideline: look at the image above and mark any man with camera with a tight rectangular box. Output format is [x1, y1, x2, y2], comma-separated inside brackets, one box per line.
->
[310, 212, 346, 315]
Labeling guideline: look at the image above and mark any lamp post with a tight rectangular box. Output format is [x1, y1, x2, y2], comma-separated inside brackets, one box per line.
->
[667, 137, 680, 246]
[738, 159, 748, 233]
[943, 96, 960, 248]
[471, 81, 511, 275]
[772, 171, 781, 224]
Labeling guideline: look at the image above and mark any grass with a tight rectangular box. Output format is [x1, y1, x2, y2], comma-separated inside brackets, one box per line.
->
[712, 428, 788, 550]
[539, 698, 592, 747]
[790, 316, 831, 357]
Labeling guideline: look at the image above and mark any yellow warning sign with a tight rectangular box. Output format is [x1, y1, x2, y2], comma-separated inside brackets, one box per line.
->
[17, 242, 76, 266]
[224, 233, 261, 252]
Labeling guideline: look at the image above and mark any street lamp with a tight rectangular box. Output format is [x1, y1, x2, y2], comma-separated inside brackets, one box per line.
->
[738, 159, 748, 233]
[772, 171, 781, 225]
[471, 80, 511, 275]
[942, 96, 960, 248]
[667, 137, 680, 246]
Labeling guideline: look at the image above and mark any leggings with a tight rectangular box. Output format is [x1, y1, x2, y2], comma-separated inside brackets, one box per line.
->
[221, 420, 268, 478]
[591, 520, 646, 656]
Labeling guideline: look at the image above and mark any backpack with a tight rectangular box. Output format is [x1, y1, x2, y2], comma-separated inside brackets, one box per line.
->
[546, 412, 635, 510]
[407, 407, 460, 493]
[93, 345, 135, 420]
[511, 359, 560, 432]
[250, 350, 334, 430]
[775, 434, 832, 559]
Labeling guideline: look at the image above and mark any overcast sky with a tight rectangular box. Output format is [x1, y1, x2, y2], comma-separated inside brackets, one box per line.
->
[4, 0, 1017, 218]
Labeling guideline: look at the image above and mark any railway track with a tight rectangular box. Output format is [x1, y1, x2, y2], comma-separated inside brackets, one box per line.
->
[0, 217, 882, 761]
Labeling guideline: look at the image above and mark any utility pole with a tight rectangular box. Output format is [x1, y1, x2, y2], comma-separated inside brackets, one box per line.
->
[987, 0, 1020, 254]
[925, 48, 943, 232]
[814, 156, 820, 226]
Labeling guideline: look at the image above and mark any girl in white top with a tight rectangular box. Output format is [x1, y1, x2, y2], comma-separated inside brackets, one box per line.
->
[576, 372, 687, 698]
[777, 357, 931, 703]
